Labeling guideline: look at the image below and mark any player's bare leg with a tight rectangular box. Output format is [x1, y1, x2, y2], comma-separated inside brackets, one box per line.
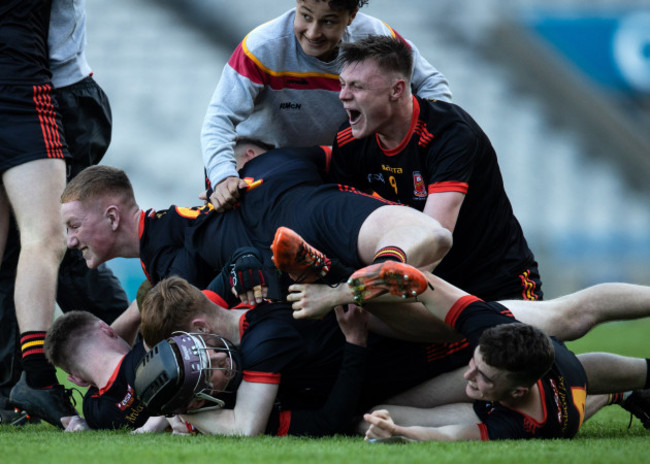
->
[498, 283, 650, 341]
[0, 188, 9, 261]
[578, 352, 650, 427]
[3, 159, 66, 332]
[5, 159, 76, 427]
[356, 205, 452, 270]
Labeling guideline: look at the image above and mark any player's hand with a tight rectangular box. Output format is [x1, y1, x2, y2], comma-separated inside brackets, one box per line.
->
[132, 415, 170, 434]
[229, 248, 268, 305]
[210, 176, 247, 212]
[167, 415, 199, 435]
[61, 415, 90, 432]
[364, 410, 397, 440]
[334, 304, 368, 347]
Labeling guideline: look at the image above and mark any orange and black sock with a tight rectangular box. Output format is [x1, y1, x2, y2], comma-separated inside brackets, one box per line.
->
[372, 246, 407, 264]
[608, 392, 626, 405]
[20, 331, 58, 389]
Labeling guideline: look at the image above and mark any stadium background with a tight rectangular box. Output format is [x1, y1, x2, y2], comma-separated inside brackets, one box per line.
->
[82, 0, 650, 300]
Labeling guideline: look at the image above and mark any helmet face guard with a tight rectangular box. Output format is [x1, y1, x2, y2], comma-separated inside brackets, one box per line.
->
[134, 332, 241, 415]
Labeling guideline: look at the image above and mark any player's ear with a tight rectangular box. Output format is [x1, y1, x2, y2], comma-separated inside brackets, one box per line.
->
[511, 385, 529, 399]
[190, 317, 210, 334]
[347, 8, 359, 25]
[68, 374, 91, 388]
[105, 204, 120, 231]
[390, 79, 407, 101]
[98, 320, 119, 339]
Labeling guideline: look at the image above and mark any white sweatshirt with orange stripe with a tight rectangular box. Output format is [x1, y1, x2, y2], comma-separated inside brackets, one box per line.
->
[201, 8, 452, 187]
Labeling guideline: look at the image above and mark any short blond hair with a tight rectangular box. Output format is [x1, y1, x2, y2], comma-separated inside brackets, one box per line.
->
[61, 165, 136, 207]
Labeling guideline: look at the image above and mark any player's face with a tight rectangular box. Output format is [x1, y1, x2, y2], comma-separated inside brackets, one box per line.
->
[339, 60, 395, 140]
[463, 347, 512, 402]
[293, 0, 356, 61]
[207, 350, 235, 393]
[61, 200, 115, 269]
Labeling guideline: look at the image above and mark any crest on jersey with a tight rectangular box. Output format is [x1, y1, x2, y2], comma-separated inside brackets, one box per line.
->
[413, 171, 427, 198]
[117, 384, 136, 411]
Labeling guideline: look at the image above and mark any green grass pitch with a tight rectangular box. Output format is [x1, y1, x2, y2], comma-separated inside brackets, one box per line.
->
[2, 319, 649, 464]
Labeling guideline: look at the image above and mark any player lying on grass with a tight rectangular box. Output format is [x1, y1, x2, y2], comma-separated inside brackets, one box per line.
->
[41, 280, 196, 433]
[43, 310, 151, 431]
[132, 237, 650, 437]
[346, 261, 650, 440]
[133, 271, 474, 437]
[132, 259, 650, 439]
[272, 227, 650, 430]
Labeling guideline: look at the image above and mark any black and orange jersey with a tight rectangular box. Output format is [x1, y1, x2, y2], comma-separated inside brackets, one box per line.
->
[235, 299, 470, 433]
[82, 340, 151, 430]
[445, 296, 587, 440]
[138, 146, 392, 293]
[330, 97, 541, 301]
[138, 203, 250, 289]
[199, 288, 471, 436]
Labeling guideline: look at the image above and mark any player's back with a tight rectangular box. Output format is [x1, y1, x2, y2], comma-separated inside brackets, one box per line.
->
[238, 145, 330, 196]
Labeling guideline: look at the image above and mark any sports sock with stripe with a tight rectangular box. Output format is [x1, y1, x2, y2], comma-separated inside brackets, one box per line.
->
[20, 331, 58, 389]
[372, 246, 407, 264]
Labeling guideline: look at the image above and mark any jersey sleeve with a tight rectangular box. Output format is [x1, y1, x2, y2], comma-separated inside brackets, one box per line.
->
[266, 343, 367, 436]
[473, 402, 530, 440]
[82, 387, 148, 430]
[424, 120, 478, 193]
[240, 319, 304, 382]
[201, 39, 265, 186]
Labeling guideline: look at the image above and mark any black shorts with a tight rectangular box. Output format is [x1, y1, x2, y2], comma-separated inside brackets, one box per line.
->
[54, 76, 112, 180]
[478, 265, 544, 301]
[360, 335, 473, 410]
[0, 83, 69, 173]
[243, 184, 394, 269]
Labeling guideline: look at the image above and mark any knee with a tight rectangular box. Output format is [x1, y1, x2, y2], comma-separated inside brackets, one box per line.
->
[554, 301, 597, 341]
[20, 226, 66, 260]
[419, 225, 452, 267]
[433, 227, 453, 256]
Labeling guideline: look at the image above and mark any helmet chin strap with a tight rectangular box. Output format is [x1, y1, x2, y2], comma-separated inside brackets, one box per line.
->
[184, 392, 226, 414]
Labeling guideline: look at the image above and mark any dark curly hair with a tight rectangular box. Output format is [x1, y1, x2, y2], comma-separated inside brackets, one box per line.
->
[479, 323, 555, 387]
[299, 0, 369, 14]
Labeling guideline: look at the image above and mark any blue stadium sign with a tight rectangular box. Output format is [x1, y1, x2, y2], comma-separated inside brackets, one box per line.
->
[528, 9, 650, 94]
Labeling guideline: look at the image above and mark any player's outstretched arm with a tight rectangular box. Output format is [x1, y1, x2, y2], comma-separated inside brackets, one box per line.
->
[364, 408, 481, 442]
[181, 380, 278, 436]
